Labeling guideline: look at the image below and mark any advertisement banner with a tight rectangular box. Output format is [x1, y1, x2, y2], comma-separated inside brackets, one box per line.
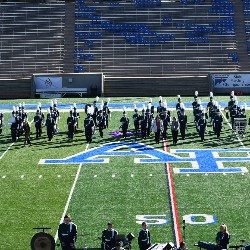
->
[212, 74, 250, 88]
[35, 77, 62, 90]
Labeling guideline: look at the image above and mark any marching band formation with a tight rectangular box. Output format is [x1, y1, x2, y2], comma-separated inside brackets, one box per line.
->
[0, 91, 249, 145]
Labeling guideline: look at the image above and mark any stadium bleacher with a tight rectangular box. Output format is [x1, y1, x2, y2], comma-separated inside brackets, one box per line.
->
[0, 0, 249, 97]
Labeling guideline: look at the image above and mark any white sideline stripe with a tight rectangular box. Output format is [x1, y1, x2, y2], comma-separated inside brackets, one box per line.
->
[54, 143, 88, 243]
[0, 142, 14, 160]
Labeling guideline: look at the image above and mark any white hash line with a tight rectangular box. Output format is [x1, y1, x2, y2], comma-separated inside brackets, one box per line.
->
[54, 143, 89, 243]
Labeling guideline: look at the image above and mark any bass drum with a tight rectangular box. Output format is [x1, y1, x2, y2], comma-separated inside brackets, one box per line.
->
[30, 232, 55, 250]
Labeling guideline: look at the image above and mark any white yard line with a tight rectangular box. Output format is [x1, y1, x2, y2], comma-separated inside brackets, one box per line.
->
[54, 163, 82, 243]
[54, 143, 89, 243]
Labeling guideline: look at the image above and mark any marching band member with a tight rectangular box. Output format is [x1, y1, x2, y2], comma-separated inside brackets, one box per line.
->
[111, 241, 125, 250]
[84, 108, 95, 143]
[92, 96, 99, 126]
[16, 107, 24, 138]
[230, 97, 238, 131]
[192, 91, 199, 115]
[0, 110, 4, 135]
[103, 98, 111, 128]
[20, 102, 28, 121]
[161, 101, 171, 140]
[9, 107, 18, 142]
[138, 221, 151, 250]
[226, 91, 235, 119]
[67, 107, 76, 140]
[152, 115, 163, 144]
[23, 118, 31, 146]
[238, 104, 247, 119]
[157, 96, 164, 115]
[149, 98, 155, 115]
[119, 107, 129, 139]
[146, 102, 153, 137]
[171, 116, 180, 146]
[176, 95, 182, 117]
[52, 100, 60, 133]
[96, 105, 106, 138]
[216, 224, 230, 250]
[72, 103, 80, 132]
[178, 103, 187, 140]
[101, 222, 118, 250]
[197, 109, 207, 142]
[132, 104, 140, 135]
[34, 104, 44, 139]
[194, 99, 202, 131]
[58, 214, 78, 250]
[45, 109, 56, 141]
[207, 92, 214, 120]
[213, 106, 223, 140]
[140, 106, 148, 140]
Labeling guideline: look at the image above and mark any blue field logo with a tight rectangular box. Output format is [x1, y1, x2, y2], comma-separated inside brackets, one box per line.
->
[39, 142, 249, 174]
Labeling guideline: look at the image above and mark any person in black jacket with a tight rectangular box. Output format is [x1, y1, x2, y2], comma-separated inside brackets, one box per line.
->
[84, 113, 95, 143]
[138, 222, 151, 250]
[67, 110, 76, 140]
[178, 109, 187, 140]
[101, 222, 118, 250]
[132, 107, 140, 135]
[213, 110, 223, 139]
[23, 119, 31, 146]
[120, 111, 129, 139]
[34, 110, 43, 139]
[58, 215, 77, 250]
[45, 113, 55, 141]
[198, 113, 207, 142]
[0, 111, 4, 135]
[216, 224, 230, 249]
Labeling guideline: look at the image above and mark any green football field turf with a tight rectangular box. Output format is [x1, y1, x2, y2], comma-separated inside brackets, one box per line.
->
[0, 96, 250, 250]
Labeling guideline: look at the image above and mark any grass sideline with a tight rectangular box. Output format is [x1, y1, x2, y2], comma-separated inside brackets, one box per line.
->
[0, 96, 249, 249]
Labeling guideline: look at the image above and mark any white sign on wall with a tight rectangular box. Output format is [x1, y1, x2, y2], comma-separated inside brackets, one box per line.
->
[35, 77, 62, 90]
[211, 74, 250, 88]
